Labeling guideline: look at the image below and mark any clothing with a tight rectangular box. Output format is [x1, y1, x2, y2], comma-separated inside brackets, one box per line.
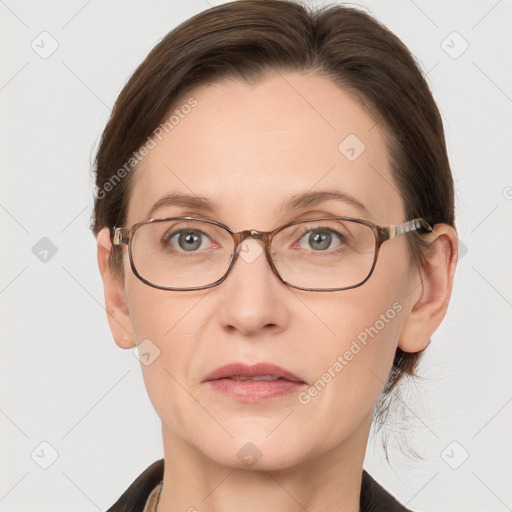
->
[106, 458, 413, 512]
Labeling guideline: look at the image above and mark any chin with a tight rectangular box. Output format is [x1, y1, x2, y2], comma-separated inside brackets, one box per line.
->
[197, 435, 312, 473]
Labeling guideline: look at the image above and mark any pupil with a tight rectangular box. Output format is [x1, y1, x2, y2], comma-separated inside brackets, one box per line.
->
[179, 231, 201, 251]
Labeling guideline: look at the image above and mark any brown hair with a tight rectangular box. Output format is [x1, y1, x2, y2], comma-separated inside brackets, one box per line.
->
[91, 0, 455, 451]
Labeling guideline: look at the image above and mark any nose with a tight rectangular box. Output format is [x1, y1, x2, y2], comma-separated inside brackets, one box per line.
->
[215, 238, 290, 336]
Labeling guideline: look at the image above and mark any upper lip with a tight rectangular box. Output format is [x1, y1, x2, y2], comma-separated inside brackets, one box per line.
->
[203, 362, 306, 383]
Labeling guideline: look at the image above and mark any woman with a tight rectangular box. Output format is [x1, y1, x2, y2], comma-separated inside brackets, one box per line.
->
[92, 1, 458, 510]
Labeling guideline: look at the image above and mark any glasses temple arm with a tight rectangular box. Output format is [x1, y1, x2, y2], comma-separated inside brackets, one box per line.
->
[112, 227, 130, 246]
[387, 218, 433, 239]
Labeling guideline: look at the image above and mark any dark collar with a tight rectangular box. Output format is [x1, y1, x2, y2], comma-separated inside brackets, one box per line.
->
[106, 459, 412, 512]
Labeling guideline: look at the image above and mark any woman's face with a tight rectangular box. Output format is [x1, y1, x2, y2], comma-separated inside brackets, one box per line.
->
[108, 72, 426, 470]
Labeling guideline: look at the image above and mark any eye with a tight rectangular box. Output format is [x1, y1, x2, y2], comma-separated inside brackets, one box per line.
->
[164, 229, 212, 252]
[297, 227, 344, 251]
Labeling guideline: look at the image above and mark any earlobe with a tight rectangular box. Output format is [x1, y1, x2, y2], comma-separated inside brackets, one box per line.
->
[96, 227, 136, 349]
[397, 223, 458, 354]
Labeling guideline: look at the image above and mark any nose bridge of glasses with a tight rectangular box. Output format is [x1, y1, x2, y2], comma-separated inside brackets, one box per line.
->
[233, 229, 271, 247]
[231, 229, 276, 268]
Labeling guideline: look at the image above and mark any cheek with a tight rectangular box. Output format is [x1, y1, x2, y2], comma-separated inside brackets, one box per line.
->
[299, 295, 404, 416]
[295, 251, 410, 438]
[125, 270, 204, 343]
[124, 280, 210, 430]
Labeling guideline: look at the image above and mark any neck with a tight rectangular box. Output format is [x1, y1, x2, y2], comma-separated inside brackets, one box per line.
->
[156, 416, 372, 512]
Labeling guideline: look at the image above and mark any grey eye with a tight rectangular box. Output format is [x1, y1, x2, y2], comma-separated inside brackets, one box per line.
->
[298, 229, 343, 251]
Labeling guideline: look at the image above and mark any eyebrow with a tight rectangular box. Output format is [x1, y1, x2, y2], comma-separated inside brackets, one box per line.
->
[146, 192, 220, 219]
[146, 190, 371, 220]
[281, 190, 372, 217]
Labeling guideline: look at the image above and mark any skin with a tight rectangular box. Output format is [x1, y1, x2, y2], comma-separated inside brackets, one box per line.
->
[97, 71, 458, 512]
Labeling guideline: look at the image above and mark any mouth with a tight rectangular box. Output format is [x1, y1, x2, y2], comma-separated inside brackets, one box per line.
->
[203, 362, 307, 402]
[203, 362, 305, 383]
[225, 375, 288, 381]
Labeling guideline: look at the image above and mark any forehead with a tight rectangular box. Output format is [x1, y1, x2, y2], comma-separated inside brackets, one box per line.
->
[126, 72, 404, 228]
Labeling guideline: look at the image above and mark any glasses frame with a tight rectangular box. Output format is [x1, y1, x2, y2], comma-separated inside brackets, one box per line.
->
[112, 216, 433, 292]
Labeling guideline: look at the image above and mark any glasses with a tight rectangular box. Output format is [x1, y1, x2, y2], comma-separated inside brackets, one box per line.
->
[112, 216, 432, 292]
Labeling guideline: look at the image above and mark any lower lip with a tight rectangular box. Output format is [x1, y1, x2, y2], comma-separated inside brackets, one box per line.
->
[206, 378, 306, 402]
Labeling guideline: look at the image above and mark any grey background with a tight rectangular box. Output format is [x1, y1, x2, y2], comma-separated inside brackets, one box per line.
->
[1, 0, 511, 510]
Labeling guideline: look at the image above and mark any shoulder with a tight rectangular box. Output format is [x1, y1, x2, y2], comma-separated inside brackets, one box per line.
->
[105, 459, 413, 512]
[361, 469, 413, 512]
[105, 459, 164, 512]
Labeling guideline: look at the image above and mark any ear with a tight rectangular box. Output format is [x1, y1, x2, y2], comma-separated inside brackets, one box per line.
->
[398, 223, 458, 353]
[96, 227, 136, 349]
